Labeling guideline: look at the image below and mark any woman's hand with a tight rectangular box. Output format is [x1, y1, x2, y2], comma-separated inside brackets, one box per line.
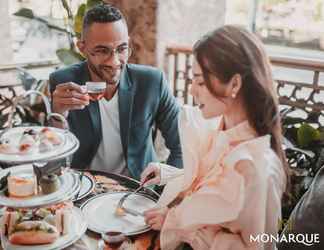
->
[144, 207, 169, 231]
[140, 163, 161, 186]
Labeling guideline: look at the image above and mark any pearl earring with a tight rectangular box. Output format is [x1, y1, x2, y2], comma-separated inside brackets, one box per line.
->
[231, 93, 236, 98]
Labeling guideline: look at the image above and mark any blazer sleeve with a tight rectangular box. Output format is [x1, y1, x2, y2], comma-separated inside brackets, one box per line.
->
[48, 72, 58, 95]
[155, 72, 183, 169]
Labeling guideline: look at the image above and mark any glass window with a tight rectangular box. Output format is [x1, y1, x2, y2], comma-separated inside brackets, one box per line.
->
[226, 0, 324, 59]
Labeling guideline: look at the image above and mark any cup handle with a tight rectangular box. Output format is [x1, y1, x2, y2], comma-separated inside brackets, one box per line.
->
[47, 112, 70, 131]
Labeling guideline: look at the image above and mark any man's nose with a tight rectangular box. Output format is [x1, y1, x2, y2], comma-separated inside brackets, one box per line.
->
[103, 51, 121, 66]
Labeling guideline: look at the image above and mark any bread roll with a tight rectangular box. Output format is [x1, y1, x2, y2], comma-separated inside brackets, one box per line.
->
[9, 221, 59, 245]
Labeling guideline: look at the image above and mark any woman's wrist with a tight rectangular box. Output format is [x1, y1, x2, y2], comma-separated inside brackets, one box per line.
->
[159, 163, 184, 186]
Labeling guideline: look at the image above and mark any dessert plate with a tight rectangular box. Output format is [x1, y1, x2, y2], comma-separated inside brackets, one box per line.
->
[72, 173, 95, 201]
[1, 207, 87, 250]
[0, 127, 79, 164]
[0, 165, 80, 208]
[81, 192, 157, 236]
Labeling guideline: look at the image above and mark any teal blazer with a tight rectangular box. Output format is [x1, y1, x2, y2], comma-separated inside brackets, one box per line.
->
[49, 61, 182, 179]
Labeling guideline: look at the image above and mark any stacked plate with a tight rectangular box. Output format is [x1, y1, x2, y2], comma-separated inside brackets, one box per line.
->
[1, 207, 87, 250]
[0, 125, 87, 250]
[0, 165, 80, 208]
[0, 126, 79, 165]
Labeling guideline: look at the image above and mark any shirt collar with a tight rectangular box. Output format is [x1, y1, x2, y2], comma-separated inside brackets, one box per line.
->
[218, 116, 258, 143]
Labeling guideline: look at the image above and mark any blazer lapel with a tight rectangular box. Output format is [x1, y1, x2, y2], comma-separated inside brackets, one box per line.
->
[88, 101, 101, 143]
[119, 65, 135, 160]
[79, 62, 102, 147]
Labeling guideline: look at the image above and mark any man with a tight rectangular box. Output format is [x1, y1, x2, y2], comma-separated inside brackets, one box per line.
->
[49, 4, 182, 179]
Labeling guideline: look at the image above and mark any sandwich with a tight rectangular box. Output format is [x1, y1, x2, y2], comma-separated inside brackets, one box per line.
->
[1, 201, 73, 245]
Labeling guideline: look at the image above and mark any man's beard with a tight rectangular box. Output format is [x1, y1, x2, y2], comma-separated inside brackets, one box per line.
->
[87, 59, 124, 85]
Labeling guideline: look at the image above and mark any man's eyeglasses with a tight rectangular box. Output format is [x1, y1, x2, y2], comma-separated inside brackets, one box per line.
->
[86, 44, 132, 61]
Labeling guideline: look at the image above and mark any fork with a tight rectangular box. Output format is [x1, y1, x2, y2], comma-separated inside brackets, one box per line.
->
[115, 172, 155, 216]
[73, 171, 84, 201]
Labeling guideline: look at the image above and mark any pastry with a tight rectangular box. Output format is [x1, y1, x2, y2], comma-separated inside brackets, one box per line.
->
[8, 175, 37, 198]
[40, 128, 61, 145]
[39, 174, 60, 194]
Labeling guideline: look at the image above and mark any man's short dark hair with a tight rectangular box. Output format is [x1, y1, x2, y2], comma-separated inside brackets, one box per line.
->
[82, 4, 126, 33]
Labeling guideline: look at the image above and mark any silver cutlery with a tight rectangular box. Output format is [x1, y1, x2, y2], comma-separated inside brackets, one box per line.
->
[115, 172, 155, 216]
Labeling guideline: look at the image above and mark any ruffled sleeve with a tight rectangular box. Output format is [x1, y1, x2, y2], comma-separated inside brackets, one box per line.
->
[158, 163, 184, 186]
[178, 105, 221, 190]
[160, 159, 253, 250]
[160, 137, 274, 250]
[159, 116, 285, 250]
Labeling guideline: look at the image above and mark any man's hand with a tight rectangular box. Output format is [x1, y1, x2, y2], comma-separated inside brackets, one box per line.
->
[52, 82, 89, 116]
[144, 207, 169, 231]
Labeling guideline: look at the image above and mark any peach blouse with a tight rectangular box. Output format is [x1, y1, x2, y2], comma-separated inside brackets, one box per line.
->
[157, 106, 286, 250]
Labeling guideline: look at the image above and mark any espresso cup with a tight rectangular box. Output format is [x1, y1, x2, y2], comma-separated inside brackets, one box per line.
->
[86, 81, 106, 101]
[101, 231, 126, 248]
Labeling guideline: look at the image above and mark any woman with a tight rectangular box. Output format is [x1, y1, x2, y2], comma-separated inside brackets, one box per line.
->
[141, 25, 288, 250]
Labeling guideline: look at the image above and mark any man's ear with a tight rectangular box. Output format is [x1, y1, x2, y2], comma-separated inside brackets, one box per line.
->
[77, 40, 85, 55]
[229, 74, 242, 98]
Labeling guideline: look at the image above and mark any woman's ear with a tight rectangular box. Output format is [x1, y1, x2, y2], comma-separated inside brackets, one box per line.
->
[229, 74, 242, 99]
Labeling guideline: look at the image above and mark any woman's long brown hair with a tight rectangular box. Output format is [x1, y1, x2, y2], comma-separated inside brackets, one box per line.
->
[193, 25, 289, 189]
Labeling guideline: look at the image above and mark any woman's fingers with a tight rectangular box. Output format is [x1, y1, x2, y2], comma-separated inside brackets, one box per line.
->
[140, 163, 161, 186]
[146, 217, 159, 226]
[144, 213, 166, 230]
[144, 207, 169, 230]
[140, 164, 156, 182]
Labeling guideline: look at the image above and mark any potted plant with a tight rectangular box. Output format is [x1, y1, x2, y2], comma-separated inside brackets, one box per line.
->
[281, 107, 324, 219]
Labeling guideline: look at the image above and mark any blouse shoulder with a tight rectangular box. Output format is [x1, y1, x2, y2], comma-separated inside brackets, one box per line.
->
[223, 135, 286, 191]
[223, 135, 271, 169]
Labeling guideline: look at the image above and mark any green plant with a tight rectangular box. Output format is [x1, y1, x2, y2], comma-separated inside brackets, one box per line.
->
[281, 108, 324, 219]
[0, 92, 44, 129]
[14, 0, 103, 65]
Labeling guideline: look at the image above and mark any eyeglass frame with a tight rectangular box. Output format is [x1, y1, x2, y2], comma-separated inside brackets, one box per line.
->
[82, 42, 132, 62]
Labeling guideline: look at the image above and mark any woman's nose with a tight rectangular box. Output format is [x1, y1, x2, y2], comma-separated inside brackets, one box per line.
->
[189, 82, 196, 97]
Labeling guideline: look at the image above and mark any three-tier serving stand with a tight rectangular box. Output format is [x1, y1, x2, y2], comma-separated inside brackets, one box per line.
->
[0, 90, 87, 250]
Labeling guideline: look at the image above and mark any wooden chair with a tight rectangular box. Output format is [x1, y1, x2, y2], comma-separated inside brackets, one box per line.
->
[165, 46, 324, 127]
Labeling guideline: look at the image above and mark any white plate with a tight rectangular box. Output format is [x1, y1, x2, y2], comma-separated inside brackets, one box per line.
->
[81, 192, 157, 236]
[0, 165, 80, 208]
[1, 207, 87, 250]
[72, 174, 95, 201]
[0, 127, 79, 164]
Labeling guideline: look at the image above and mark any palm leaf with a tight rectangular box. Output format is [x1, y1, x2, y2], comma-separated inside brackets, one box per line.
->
[86, 0, 102, 10]
[56, 49, 85, 65]
[74, 3, 86, 38]
[13, 8, 34, 19]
